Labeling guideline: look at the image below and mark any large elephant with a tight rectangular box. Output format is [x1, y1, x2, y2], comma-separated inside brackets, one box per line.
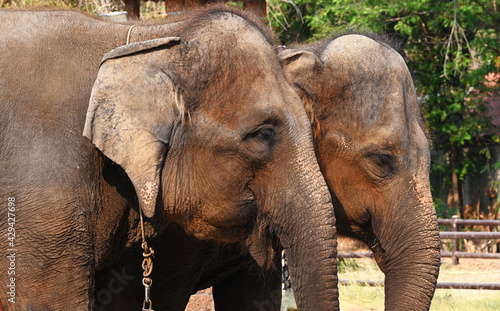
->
[279, 34, 441, 310]
[97, 34, 440, 311]
[0, 7, 338, 310]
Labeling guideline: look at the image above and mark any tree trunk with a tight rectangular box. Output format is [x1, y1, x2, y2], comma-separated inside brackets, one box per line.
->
[448, 142, 464, 217]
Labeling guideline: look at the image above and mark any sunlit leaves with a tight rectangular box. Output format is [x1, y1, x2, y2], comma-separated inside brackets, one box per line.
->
[267, 0, 499, 198]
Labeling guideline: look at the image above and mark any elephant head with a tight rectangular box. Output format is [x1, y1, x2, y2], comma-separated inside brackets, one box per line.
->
[84, 9, 339, 310]
[280, 34, 440, 310]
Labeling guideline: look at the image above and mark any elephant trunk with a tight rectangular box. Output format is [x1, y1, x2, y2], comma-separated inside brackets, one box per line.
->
[282, 190, 339, 310]
[264, 144, 339, 310]
[372, 173, 440, 310]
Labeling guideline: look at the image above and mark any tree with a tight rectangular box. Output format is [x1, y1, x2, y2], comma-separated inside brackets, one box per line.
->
[268, 0, 500, 217]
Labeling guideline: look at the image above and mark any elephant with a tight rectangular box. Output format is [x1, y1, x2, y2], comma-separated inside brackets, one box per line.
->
[95, 34, 441, 311]
[0, 6, 339, 310]
[279, 34, 441, 310]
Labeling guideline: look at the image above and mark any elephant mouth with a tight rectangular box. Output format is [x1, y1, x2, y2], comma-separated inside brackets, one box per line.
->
[185, 190, 258, 243]
[214, 191, 257, 232]
[369, 237, 387, 272]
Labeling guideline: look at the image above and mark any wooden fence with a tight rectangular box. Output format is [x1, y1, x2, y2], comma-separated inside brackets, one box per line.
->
[338, 279, 500, 290]
[339, 216, 500, 290]
[438, 216, 500, 264]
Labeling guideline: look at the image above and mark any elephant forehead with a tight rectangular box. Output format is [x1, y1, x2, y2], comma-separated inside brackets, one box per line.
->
[319, 37, 411, 93]
[202, 12, 272, 46]
[322, 79, 409, 130]
[326, 126, 400, 150]
[318, 43, 416, 130]
[323, 35, 403, 66]
[200, 76, 297, 128]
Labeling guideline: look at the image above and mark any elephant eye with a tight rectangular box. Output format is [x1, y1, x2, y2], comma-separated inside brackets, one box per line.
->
[243, 124, 276, 159]
[248, 126, 274, 142]
[364, 151, 397, 180]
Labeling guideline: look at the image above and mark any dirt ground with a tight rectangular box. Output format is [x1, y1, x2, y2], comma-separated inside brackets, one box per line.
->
[438, 257, 500, 283]
[186, 288, 214, 311]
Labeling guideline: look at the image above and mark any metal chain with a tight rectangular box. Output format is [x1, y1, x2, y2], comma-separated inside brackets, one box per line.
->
[142, 241, 155, 277]
[139, 211, 155, 311]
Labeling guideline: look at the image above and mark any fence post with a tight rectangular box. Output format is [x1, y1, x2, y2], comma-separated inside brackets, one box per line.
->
[451, 215, 460, 265]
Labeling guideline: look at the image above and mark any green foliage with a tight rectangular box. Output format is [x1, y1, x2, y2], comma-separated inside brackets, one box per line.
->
[337, 258, 361, 273]
[480, 145, 500, 190]
[226, 1, 244, 9]
[268, 0, 500, 211]
[434, 197, 451, 218]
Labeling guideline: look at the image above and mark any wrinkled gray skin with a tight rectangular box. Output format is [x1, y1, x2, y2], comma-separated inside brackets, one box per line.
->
[279, 34, 441, 310]
[0, 8, 338, 310]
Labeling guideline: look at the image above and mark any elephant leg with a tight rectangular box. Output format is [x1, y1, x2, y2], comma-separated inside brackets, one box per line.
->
[212, 260, 282, 311]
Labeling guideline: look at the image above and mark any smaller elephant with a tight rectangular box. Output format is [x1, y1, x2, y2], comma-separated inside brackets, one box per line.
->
[279, 34, 441, 310]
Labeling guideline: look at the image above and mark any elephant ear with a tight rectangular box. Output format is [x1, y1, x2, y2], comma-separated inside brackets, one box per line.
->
[279, 49, 323, 135]
[279, 49, 322, 91]
[83, 37, 182, 218]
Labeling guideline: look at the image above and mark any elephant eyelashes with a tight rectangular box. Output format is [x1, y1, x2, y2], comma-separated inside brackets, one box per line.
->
[251, 127, 274, 142]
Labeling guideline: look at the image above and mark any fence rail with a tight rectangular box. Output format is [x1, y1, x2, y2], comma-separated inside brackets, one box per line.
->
[437, 219, 500, 226]
[339, 280, 500, 290]
[438, 216, 500, 264]
[440, 231, 500, 239]
[339, 217, 500, 290]
[440, 251, 500, 259]
[339, 250, 500, 260]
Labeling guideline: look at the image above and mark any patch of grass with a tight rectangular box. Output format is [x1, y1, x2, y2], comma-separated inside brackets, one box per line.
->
[339, 286, 500, 311]
[430, 289, 500, 311]
[338, 258, 500, 311]
[338, 258, 385, 310]
[339, 283, 385, 311]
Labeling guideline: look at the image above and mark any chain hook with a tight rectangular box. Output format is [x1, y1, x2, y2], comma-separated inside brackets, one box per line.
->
[142, 277, 154, 311]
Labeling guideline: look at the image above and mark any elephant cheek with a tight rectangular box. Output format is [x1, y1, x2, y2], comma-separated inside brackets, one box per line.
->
[162, 192, 258, 243]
